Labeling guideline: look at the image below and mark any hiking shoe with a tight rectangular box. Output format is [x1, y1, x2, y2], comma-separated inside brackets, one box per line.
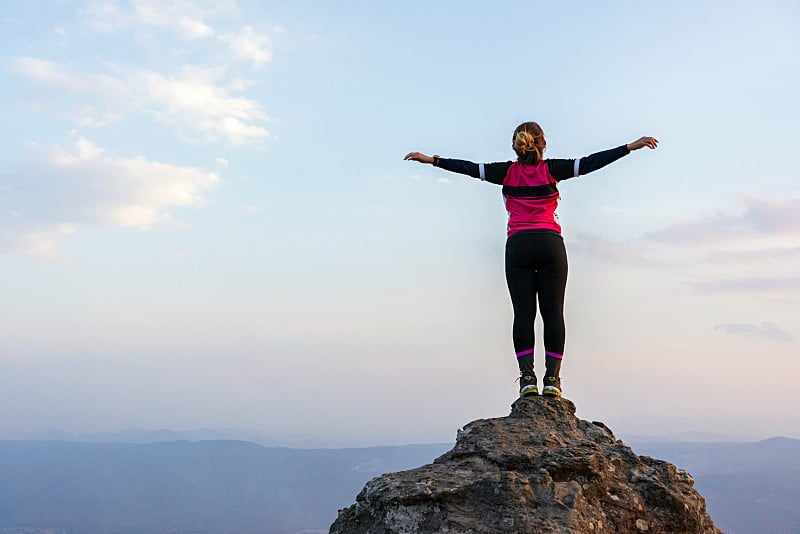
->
[518, 374, 538, 397]
[542, 376, 562, 397]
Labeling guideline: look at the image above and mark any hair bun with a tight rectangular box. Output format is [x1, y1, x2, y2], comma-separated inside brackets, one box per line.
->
[514, 131, 539, 154]
[512, 122, 546, 164]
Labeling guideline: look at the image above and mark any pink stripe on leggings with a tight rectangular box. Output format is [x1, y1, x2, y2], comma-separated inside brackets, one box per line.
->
[545, 351, 563, 360]
[516, 348, 534, 358]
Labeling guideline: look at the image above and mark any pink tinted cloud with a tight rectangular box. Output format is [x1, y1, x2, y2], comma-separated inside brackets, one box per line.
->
[714, 322, 793, 341]
[691, 276, 800, 294]
[646, 195, 800, 245]
[568, 233, 662, 267]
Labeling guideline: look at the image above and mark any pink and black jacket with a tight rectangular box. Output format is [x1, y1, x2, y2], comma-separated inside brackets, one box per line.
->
[434, 145, 630, 236]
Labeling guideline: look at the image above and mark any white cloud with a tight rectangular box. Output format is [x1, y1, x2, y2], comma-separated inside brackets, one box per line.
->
[133, 65, 270, 143]
[79, 2, 125, 32]
[79, 0, 219, 39]
[12, 224, 77, 260]
[14, 58, 270, 145]
[12, 57, 137, 125]
[13, 57, 128, 95]
[410, 173, 452, 185]
[217, 117, 269, 144]
[1, 138, 219, 258]
[219, 26, 273, 68]
[15, 1, 279, 145]
[132, 0, 213, 37]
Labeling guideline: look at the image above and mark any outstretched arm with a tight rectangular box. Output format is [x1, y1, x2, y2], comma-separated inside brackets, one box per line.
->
[547, 136, 659, 181]
[404, 151, 511, 185]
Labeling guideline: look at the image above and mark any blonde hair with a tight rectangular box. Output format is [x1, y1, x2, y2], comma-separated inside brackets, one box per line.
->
[512, 122, 546, 164]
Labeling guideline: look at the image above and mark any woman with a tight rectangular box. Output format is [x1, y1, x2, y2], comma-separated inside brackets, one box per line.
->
[404, 122, 657, 398]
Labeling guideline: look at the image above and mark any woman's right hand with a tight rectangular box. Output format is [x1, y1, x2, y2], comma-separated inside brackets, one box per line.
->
[627, 137, 659, 151]
[404, 152, 434, 164]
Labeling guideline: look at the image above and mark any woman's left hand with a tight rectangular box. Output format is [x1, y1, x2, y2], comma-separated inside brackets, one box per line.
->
[404, 152, 434, 164]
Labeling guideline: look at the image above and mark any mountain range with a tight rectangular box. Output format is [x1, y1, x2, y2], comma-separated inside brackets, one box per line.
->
[0, 436, 797, 533]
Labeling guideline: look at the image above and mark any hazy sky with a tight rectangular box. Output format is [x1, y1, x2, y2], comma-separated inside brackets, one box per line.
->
[1, 1, 799, 446]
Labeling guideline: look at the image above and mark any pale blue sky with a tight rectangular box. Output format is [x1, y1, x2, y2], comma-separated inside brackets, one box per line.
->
[1, 1, 799, 445]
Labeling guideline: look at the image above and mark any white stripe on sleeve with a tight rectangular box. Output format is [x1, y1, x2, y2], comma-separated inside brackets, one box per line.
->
[573, 158, 580, 177]
[478, 163, 486, 181]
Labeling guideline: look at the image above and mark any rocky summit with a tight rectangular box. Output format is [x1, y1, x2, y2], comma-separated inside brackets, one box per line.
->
[330, 398, 721, 534]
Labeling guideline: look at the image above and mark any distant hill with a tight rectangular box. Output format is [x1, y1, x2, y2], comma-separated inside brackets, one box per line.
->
[26, 426, 345, 448]
[0, 440, 451, 534]
[0, 437, 798, 533]
[630, 437, 800, 534]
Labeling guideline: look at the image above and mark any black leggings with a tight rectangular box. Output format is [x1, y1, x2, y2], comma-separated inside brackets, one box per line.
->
[505, 232, 568, 376]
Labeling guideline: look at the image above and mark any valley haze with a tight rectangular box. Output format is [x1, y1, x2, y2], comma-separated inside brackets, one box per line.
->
[1, 431, 798, 533]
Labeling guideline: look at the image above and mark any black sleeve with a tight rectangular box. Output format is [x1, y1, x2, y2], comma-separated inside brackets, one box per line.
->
[545, 158, 577, 181]
[435, 158, 512, 186]
[545, 144, 630, 182]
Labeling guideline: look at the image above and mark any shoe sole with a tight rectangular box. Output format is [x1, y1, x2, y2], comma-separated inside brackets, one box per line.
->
[542, 387, 562, 397]
[520, 386, 539, 397]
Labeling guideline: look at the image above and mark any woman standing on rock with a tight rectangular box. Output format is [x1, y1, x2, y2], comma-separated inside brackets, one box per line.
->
[404, 122, 657, 398]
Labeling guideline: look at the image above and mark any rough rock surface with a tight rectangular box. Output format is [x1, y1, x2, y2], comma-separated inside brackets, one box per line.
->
[330, 398, 721, 534]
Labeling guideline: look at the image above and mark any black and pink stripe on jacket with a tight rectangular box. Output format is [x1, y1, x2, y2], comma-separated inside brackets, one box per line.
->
[434, 144, 630, 236]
